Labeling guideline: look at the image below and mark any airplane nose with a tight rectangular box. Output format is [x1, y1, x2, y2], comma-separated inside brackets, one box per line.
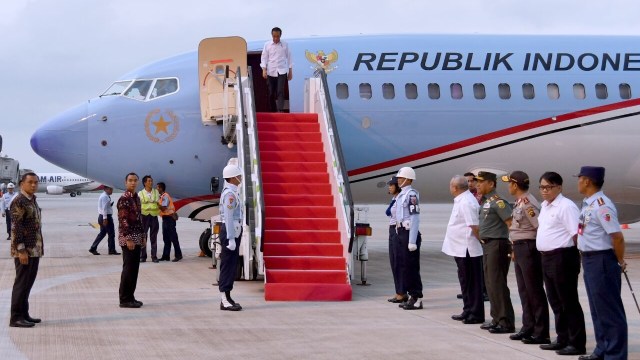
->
[31, 102, 89, 175]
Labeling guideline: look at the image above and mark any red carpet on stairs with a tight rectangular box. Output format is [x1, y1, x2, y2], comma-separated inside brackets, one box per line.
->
[257, 112, 352, 301]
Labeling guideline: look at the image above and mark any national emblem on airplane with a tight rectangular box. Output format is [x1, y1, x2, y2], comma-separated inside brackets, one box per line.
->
[305, 49, 339, 74]
[145, 109, 180, 143]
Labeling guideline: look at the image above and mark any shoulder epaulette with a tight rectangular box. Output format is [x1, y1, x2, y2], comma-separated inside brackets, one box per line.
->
[597, 197, 605, 206]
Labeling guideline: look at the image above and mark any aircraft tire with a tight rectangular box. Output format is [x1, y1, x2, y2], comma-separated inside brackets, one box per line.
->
[199, 228, 212, 257]
[70, 193, 76, 197]
[77, 191, 82, 196]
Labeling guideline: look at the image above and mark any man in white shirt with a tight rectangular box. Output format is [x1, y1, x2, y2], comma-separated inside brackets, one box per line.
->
[536, 171, 586, 356]
[1, 182, 18, 240]
[260, 26, 292, 112]
[442, 175, 484, 324]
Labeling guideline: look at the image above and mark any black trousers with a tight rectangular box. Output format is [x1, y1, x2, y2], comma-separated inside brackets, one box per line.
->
[455, 251, 484, 321]
[90, 214, 116, 253]
[5, 209, 11, 236]
[218, 225, 242, 292]
[161, 216, 182, 259]
[582, 249, 627, 359]
[482, 238, 515, 328]
[119, 245, 141, 303]
[10, 257, 40, 323]
[396, 228, 422, 298]
[267, 74, 287, 112]
[541, 246, 586, 350]
[512, 239, 549, 338]
[389, 225, 404, 295]
[140, 214, 158, 260]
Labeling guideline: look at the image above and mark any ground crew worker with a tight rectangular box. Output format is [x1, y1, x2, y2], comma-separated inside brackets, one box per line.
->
[218, 164, 243, 311]
[385, 176, 406, 303]
[502, 171, 550, 344]
[476, 171, 515, 334]
[2, 182, 17, 240]
[394, 167, 423, 310]
[139, 175, 160, 263]
[576, 166, 628, 360]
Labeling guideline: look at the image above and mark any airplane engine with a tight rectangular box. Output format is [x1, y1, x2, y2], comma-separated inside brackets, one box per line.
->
[46, 185, 64, 195]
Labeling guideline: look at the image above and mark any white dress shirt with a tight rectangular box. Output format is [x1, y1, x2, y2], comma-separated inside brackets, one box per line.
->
[260, 40, 292, 77]
[442, 190, 482, 257]
[536, 193, 579, 252]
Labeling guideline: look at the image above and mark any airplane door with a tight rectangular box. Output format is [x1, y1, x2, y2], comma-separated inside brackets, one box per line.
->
[247, 52, 290, 113]
[198, 37, 247, 124]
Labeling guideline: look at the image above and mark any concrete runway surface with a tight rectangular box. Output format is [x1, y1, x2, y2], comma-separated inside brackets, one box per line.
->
[0, 193, 638, 359]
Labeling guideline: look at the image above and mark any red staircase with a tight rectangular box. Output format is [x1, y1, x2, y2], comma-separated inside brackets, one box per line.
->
[257, 112, 352, 301]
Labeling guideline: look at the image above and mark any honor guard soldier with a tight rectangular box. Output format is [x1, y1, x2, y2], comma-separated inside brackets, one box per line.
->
[2, 182, 17, 240]
[502, 171, 550, 344]
[476, 171, 516, 334]
[394, 167, 423, 310]
[218, 165, 244, 311]
[576, 166, 628, 360]
[386, 176, 406, 303]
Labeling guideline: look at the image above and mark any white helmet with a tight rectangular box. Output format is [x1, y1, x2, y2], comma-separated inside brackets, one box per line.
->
[7, 182, 15, 189]
[396, 167, 416, 180]
[222, 165, 242, 179]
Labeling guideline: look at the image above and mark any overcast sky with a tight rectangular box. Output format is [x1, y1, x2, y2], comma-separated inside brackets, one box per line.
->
[2, 0, 640, 173]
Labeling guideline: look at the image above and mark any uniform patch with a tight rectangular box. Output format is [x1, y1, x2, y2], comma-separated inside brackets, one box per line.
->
[409, 195, 420, 215]
[497, 200, 506, 209]
[597, 197, 605, 206]
[604, 213, 611, 222]
[527, 208, 536, 217]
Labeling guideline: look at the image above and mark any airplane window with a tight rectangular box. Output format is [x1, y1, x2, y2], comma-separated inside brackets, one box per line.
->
[149, 78, 179, 100]
[359, 83, 372, 100]
[451, 83, 463, 100]
[473, 83, 486, 99]
[336, 83, 349, 99]
[522, 83, 535, 99]
[405, 83, 418, 100]
[547, 83, 560, 100]
[101, 80, 132, 97]
[573, 83, 586, 100]
[499, 83, 511, 100]
[123, 80, 153, 101]
[595, 83, 608, 99]
[428, 83, 440, 99]
[620, 83, 632, 99]
[382, 83, 395, 100]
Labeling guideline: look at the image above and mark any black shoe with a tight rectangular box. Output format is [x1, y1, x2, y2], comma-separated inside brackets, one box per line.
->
[462, 317, 484, 324]
[24, 315, 41, 323]
[451, 313, 467, 321]
[540, 341, 567, 351]
[402, 296, 423, 310]
[140, 258, 146, 263]
[119, 301, 142, 308]
[480, 322, 497, 330]
[521, 336, 551, 345]
[488, 325, 515, 334]
[578, 354, 603, 360]
[7, 236, 11, 241]
[483, 293, 489, 301]
[152, 258, 159, 263]
[509, 331, 530, 340]
[171, 256, 183, 262]
[108, 251, 121, 255]
[9, 320, 35, 328]
[159, 257, 170, 261]
[456, 293, 463, 299]
[89, 249, 100, 255]
[220, 302, 242, 311]
[555, 345, 586, 356]
[133, 299, 143, 307]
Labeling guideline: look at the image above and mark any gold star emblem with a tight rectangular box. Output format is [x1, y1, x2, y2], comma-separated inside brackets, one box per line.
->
[152, 116, 171, 134]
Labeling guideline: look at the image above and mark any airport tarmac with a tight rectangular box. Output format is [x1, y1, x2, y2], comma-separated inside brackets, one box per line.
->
[0, 193, 639, 360]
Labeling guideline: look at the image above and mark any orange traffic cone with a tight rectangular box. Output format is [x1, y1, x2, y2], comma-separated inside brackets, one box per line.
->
[621, 224, 630, 229]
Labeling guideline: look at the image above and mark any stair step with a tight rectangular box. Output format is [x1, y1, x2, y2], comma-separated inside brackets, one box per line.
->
[265, 217, 338, 231]
[259, 141, 323, 152]
[265, 283, 352, 301]
[263, 230, 341, 243]
[266, 269, 348, 284]
[263, 183, 331, 195]
[257, 113, 318, 123]
[258, 131, 321, 142]
[262, 172, 328, 184]
[265, 206, 336, 218]
[258, 122, 319, 133]
[261, 161, 327, 173]
[264, 256, 346, 270]
[264, 194, 333, 207]
[259, 151, 326, 163]
[263, 243, 343, 256]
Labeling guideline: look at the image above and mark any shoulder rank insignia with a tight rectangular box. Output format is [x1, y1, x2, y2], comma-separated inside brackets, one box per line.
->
[523, 197, 530, 205]
[597, 197, 605, 206]
[527, 208, 536, 217]
[497, 200, 506, 209]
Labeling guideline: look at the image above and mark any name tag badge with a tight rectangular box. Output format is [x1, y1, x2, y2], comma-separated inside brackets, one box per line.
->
[483, 202, 490, 209]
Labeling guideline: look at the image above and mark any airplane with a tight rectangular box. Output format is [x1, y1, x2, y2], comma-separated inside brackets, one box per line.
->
[30, 34, 640, 225]
[36, 172, 104, 197]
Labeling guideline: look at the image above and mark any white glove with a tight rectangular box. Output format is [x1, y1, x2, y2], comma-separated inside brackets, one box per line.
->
[226, 239, 236, 251]
[408, 243, 417, 252]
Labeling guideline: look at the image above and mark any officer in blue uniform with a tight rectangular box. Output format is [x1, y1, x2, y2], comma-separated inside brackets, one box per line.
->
[386, 176, 406, 303]
[218, 164, 244, 311]
[394, 167, 423, 310]
[576, 166, 627, 360]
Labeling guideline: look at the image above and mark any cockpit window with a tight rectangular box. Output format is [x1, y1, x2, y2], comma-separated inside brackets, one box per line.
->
[123, 80, 153, 100]
[101, 81, 132, 97]
[149, 78, 179, 99]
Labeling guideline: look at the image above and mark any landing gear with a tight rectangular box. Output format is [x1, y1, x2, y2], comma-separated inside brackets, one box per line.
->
[199, 228, 212, 257]
[77, 191, 82, 196]
[70, 192, 76, 197]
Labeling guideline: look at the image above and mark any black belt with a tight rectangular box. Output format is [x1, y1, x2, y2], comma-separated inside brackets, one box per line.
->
[539, 246, 575, 256]
[480, 237, 508, 244]
[512, 239, 536, 245]
[580, 249, 613, 257]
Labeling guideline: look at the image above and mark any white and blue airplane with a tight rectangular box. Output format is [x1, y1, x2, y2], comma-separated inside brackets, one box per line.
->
[36, 172, 104, 197]
[30, 34, 640, 222]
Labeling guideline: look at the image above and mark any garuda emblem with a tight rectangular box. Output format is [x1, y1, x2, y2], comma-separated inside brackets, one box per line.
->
[305, 50, 339, 74]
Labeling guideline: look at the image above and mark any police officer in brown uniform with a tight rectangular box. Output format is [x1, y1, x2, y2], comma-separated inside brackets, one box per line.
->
[476, 171, 515, 334]
[502, 171, 550, 344]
